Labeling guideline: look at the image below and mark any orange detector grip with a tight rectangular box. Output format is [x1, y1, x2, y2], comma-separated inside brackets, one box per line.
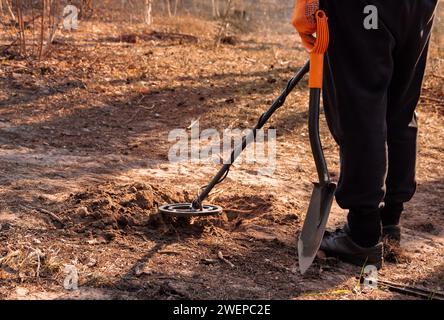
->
[309, 10, 329, 89]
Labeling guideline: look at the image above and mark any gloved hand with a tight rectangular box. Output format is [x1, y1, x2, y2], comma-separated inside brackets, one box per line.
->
[292, 0, 320, 50]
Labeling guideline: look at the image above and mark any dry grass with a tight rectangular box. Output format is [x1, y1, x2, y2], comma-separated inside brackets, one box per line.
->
[153, 15, 218, 38]
[0, 246, 63, 281]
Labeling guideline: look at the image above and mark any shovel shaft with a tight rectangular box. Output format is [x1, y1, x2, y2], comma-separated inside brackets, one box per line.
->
[192, 61, 310, 209]
[307, 10, 330, 185]
[308, 88, 331, 185]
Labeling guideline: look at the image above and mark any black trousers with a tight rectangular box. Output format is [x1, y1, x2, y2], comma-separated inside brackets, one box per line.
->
[319, 0, 438, 214]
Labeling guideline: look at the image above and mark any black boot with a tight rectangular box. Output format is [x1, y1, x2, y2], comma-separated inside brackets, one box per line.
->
[381, 203, 404, 243]
[347, 208, 382, 248]
[320, 225, 383, 269]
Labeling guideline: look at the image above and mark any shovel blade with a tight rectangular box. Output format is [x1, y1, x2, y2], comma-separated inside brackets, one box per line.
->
[298, 182, 336, 274]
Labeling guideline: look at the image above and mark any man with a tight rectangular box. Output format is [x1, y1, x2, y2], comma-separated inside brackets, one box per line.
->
[293, 0, 438, 268]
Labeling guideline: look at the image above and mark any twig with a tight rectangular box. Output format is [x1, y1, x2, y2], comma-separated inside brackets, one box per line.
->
[36, 208, 63, 224]
[136, 95, 147, 104]
[208, 188, 225, 201]
[36, 251, 41, 278]
[201, 258, 218, 265]
[224, 208, 252, 214]
[125, 109, 141, 125]
[186, 118, 200, 130]
[27, 248, 43, 278]
[378, 279, 444, 301]
[158, 250, 181, 255]
[139, 105, 156, 111]
[431, 74, 444, 79]
[217, 251, 235, 268]
[420, 95, 442, 104]
[22, 205, 65, 228]
[5, 0, 16, 22]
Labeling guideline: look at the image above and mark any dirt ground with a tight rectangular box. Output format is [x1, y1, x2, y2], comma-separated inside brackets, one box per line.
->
[0, 12, 443, 300]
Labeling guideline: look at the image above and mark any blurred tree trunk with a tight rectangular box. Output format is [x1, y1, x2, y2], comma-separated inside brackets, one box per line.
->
[215, 0, 233, 47]
[80, 0, 94, 19]
[212, 0, 220, 17]
[16, 0, 26, 54]
[173, 0, 179, 16]
[47, 0, 60, 48]
[38, 0, 46, 60]
[165, 0, 172, 17]
[144, 0, 153, 25]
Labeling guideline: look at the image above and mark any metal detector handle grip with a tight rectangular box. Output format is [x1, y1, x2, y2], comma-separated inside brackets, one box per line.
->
[309, 10, 329, 89]
[308, 10, 331, 185]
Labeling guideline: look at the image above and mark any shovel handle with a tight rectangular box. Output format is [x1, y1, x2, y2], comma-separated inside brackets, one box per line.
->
[309, 10, 329, 89]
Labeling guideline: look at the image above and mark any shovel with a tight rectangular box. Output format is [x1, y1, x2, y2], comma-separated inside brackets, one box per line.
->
[298, 11, 337, 274]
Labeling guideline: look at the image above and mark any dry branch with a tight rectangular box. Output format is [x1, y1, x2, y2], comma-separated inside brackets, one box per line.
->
[22, 205, 65, 229]
[217, 251, 235, 268]
[421, 95, 443, 104]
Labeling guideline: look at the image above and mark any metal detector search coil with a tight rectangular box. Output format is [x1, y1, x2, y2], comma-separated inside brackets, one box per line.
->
[159, 203, 223, 217]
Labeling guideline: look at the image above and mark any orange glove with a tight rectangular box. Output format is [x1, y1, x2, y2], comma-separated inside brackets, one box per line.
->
[292, 0, 319, 50]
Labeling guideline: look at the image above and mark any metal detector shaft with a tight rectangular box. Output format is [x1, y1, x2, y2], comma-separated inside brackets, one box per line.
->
[191, 61, 310, 209]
